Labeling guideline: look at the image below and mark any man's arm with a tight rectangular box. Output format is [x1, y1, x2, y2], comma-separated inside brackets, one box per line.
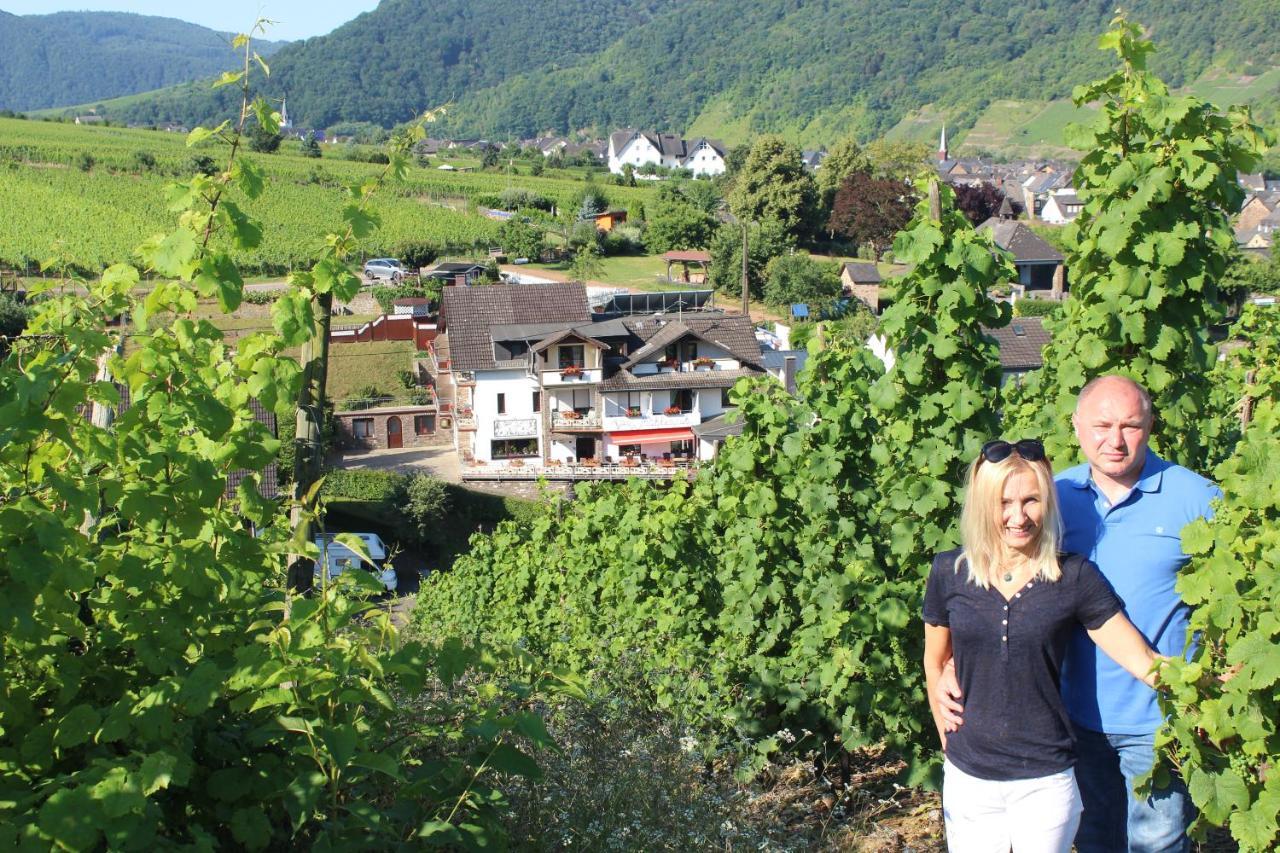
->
[923, 624, 958, 748]
[933, 655, 963, 729]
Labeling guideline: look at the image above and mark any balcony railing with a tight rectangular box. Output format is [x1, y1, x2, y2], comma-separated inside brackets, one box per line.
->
[454, 409, 476, 429]
[601, 409, 700, 431]
[551, 410, 601, 430]
[462, 460, 697, 482]
[541, 366, 602, 386]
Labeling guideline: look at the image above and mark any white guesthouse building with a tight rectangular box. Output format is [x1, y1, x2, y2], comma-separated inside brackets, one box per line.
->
[440, 282, 794, 475]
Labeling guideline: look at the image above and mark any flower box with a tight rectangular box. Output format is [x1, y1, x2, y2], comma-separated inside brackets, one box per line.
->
[663, 405, 682, 416]
[692, 357, 715, 368]
[657, 358, 677, 369]
[625, 407, 642, 417]
[560, 410, 583, 420]
[561, 364, 584, 377]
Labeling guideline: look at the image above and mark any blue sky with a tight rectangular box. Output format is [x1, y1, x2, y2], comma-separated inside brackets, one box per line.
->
[0, 1, 380, 41]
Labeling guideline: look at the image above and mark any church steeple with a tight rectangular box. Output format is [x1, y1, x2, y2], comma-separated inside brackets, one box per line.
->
[938, 125, 948, 162]
[280, 96, 291, 130]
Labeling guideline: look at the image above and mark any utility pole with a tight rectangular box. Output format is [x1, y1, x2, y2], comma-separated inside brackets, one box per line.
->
[740, 221, 750, 316]
[286, 291, 334, 593]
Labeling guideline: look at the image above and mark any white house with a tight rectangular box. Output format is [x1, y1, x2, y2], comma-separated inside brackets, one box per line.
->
[1039, 189, 1083, 225]
[440, 282, 772, 475]
[607, 130, 725, 177]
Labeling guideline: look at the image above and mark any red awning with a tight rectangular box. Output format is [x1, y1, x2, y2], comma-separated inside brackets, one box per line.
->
[609, 427, 695, 443]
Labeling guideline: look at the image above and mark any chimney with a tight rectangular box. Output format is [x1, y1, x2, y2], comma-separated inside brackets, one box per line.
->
[783, 356, 797, 395]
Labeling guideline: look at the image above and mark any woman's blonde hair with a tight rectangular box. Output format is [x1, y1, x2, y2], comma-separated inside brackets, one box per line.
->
[957, 451, 1063, 589]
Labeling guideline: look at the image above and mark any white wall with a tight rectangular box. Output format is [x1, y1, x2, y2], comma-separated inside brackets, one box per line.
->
[472, 369, 542, 462]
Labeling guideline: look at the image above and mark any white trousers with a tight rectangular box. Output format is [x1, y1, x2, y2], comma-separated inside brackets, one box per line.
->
[943, 758, 1083, 853]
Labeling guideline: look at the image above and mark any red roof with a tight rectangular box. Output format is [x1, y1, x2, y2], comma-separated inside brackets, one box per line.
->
[661, 250, 711, 263]
[610, 427, 695, 443]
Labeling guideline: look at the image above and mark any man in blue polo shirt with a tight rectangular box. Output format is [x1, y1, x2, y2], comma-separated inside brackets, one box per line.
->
[933, 375, 1219, 851]
[1058, 374, 1218, 852]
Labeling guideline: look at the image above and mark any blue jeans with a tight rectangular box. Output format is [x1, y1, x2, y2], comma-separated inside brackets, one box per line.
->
[1073, 726, 1194, 852]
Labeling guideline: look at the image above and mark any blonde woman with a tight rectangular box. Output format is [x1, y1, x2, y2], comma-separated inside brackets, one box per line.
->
[922, 439, 1163, 852]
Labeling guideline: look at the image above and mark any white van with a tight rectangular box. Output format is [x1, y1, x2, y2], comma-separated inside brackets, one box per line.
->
[314, 532, 398, 593]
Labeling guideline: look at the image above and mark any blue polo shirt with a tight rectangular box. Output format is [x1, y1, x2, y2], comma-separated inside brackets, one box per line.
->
[1056, 452, 1219, 735]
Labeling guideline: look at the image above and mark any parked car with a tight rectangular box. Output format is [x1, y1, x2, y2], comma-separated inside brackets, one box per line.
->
[363, 258, 405, 282]
[314, 532, 398, 593]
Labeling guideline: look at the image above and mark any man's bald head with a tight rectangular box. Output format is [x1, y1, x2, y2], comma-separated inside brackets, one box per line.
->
[1072, 374, 1154, 489]
[1075, 375, 1153, 425]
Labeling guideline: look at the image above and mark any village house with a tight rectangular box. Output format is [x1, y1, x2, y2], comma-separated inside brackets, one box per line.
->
[1021, 170, 1072, 219]
[334, 403, 440, 452]
[977, 212, 1066, 296]
[607, 130, 727, 177]
[982, 317, 1052, 386]
[440, 282, 785, 478]
[422, 261, 488, 287]
[840, 262, 884, 313]
[1038, 189, 1083, 225]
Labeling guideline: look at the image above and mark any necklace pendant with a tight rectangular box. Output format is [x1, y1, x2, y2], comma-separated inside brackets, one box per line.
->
[1002, 572, 1014, 583]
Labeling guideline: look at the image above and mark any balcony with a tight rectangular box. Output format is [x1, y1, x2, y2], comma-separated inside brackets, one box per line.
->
[454, 408, 476, 430]
[462, 459, 697, 482]
[551, 409, 602, 430]
[492, 417, 539, 439]
[601, 409, 700, 432]
[455, 370, 476, 385]
[541, 366, 603, 386]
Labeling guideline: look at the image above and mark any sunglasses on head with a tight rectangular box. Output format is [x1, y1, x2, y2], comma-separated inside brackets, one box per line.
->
[980, 438, 1046, 464]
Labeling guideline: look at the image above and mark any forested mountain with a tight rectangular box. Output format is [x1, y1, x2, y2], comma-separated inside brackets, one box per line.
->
[35, 0, 1280, 146]
[0, 11, 287, 111]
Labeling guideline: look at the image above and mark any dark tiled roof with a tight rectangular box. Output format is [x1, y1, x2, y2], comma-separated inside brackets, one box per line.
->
[599, 367, 763, 392]
[983, 317, 1052, 371]
[442, 283, 591, 371]
[530, 327, 607, 353]
[692, 411, 745, 438]
[841, 262, 882, 284]
[977, 219, 1064, 263]
[621, 315, 763, 368]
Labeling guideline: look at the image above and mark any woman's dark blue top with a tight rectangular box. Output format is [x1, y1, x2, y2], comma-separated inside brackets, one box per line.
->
[923, 549, 1123, 781]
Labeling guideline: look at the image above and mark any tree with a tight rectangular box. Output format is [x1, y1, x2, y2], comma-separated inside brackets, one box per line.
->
[247, 120, 282, 153]
[657, 179, 722, 217]
[621, 162, 636, 186]
[762, 253, 843, 309]
[952, 182, 1019, 225]
[570, 242, 604, 282]
[817, 134, 871, 203]
[299, 135, 322, 158]
[530, 158, 545, 176]
[707, 217, 794, 299]
[864, 139, 933, 180]
[496, 217, 545, 261]
[727, 135, 819, 241]
[828, 169, 917, 259]
[574, 183, 608, 218]
[400, 474, 452, 546]
[642, 202, 717, 254]
[481, 144, 500, 169]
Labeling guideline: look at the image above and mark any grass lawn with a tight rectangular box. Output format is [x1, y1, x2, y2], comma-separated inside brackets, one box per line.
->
[525, 253, 679, 291]
[327, 339, 417, 406]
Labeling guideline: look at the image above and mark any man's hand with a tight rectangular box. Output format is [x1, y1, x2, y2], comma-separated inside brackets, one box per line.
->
[934, 659, 964, 730]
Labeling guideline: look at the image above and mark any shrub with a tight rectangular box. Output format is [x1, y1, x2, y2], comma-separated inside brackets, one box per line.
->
[1013, 297, 1064, 318]
[75, 151, 95, 172]
[342, 384, 391, 411]
[243, 290, 276, 305]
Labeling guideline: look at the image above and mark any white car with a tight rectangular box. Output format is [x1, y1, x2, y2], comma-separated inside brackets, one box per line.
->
[314, 532, 398, 593]
[363, 258, 405, 282]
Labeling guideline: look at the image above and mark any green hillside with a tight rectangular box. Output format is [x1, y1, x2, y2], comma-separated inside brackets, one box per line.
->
[33, 0, 1280, 148]
[0, 10, 287, 112]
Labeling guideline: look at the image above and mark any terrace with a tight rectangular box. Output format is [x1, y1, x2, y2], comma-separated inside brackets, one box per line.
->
[462, 457, 697, 482]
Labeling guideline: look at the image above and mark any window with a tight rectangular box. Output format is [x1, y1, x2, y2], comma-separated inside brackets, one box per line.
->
[618, 444, 641, 457]
[491, 438, 538, 459]
[352, 418, 374, 439]
[497, 393, 506, 415]
[680, 340, 698, 363]
[670, 439, 694, 459]
[558, 344, 585, 369]
[572, 388, 592, 413]
[721, 388, 735, 408]
[414, 415, 435, 435]
[673, 389, 694, 413]
[532, 391, 541, 413]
